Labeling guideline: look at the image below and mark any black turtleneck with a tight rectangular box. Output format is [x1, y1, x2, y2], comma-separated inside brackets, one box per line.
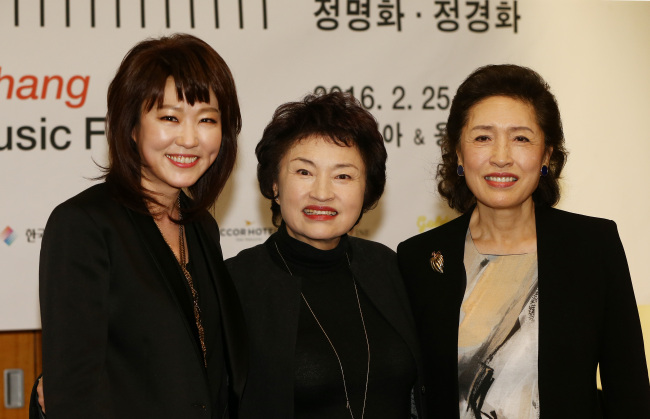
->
[265, 224, 416, 419]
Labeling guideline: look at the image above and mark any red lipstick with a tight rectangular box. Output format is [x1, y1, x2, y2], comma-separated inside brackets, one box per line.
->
[303, 206, 338, 220]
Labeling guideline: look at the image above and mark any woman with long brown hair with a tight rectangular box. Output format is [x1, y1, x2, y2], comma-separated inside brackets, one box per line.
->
[38, 34, 247, 418]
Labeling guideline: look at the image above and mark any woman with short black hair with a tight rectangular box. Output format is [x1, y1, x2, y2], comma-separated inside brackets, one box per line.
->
[230, 91, 425, 419]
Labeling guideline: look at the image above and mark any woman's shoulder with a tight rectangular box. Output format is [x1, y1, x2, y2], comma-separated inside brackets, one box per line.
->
[347, 237, 402, 282]
[48, 183, 119, 222]
[225, 243, 269, 273]
[225, 242, 289, 298]
[191, 207, 219, 231]
[538, 206, 618, 235]
[55, 182, 110, 206]
[398, 211, 468, 252]
[42, 184, 126, 252]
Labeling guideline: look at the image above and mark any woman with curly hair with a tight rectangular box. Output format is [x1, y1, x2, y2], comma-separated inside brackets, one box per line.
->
[398, 64, 650, 418]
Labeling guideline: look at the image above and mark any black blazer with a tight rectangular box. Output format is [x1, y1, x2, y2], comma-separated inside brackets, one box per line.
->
[397, 205, 650, 418]
[226, 234, 427, 418]
[39, 183, 247, 419]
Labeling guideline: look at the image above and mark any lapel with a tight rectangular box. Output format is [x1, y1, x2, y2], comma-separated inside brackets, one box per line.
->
[228, 239, 299, 418]
[348, 239, 422, 362]
[420, 208, 473, 325]
[434, 209, 472, 363]
[193, 216, 248, 403]
[440, 209, 473, 304]
[534, 205, 564, 410]
[399, 209, 471, 418]
[126, 208, 207, 370]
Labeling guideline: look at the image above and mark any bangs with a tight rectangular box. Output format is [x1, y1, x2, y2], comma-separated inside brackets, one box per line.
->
[141, 49, 216, 112]
[294, 132, 353, 148]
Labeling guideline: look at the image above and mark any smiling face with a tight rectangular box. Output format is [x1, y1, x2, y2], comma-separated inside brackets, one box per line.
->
[273, 136, 366, 250]
[458, 95, 552, 211]
[133, 77, 222, 200]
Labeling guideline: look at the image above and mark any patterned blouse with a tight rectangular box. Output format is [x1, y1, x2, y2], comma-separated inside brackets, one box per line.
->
[458, 230, 540, 419]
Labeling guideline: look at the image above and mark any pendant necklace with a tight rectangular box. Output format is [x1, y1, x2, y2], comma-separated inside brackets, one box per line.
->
[154, 196, 207, 368]
[274, 241, 370, 419]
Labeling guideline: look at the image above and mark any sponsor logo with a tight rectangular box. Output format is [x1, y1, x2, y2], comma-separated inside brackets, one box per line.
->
[25, 228, 45, 243]
[416, 215, 451, 233]
[0, 117, 105, 152]
[2, 226, 17, 246]
[0, 66, 90, 109]
[220, 221, 276, 242]
[0, 66, 100, 152]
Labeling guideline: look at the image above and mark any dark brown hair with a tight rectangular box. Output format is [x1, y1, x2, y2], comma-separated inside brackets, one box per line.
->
[104, 33, 241, 219]
[438, 64, 567, 213]
[256, 92, 387, 227]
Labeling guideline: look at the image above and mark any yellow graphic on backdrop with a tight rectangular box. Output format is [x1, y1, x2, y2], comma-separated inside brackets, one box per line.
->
[417, 215, 451, 233]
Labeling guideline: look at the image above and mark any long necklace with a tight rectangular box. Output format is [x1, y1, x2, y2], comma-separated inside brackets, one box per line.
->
[155, 197, 207, 368]
[274, 241, 370, 419]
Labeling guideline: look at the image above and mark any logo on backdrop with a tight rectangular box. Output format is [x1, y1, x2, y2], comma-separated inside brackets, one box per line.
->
[220, 221, 275, 243]
[0, 66, 89, 109]
[417, 215, 452, 233]
[25, 228, 45, 243]
[2, 226, 17, 246]
[0, 116, 105, 152]
[0, 66, 105, 152]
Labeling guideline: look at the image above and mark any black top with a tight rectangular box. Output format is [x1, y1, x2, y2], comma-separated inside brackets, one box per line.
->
[185, 222, 224, 399]
[267, 225, 417, 419]
[38, 183, 248, 419]
[397, 206, 650, 418]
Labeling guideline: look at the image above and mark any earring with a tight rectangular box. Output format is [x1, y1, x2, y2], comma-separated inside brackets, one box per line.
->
[540, 165, 549, 177]
[457, 165, 465, 176]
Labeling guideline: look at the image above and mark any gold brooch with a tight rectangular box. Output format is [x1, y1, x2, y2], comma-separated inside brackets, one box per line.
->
[430, 251, 444, 274]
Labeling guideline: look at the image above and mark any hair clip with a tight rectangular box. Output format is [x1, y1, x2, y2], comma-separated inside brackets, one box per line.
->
[430, 251, 444, 274]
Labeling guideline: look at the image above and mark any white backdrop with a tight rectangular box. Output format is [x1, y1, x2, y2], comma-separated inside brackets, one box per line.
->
[1, 0, 649, 331]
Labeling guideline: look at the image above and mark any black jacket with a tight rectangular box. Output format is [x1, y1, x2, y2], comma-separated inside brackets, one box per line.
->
[227, 234, 426, 418]
[397, 206, 650, 418]
[39, 183, 248, 418]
